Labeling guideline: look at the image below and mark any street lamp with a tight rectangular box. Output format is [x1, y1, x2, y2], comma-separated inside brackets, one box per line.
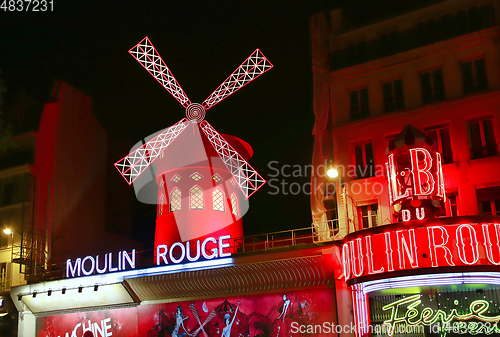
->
[2, 228, 14, 290]
[326, 168, 339, 178]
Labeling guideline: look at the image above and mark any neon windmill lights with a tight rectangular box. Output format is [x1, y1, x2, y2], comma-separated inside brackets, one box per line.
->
[115, 37, 273, 198]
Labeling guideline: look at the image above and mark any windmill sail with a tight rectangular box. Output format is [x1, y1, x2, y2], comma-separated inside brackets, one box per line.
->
[200, 121, 266, 199]
[202, 49, 273, 110]
[115, 118, 190, 184]
[117, 37, 271, 197]
[129, 37, 191, 108]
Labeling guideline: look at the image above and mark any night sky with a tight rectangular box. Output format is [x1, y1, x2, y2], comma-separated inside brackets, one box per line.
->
[0, 0, 437, 243]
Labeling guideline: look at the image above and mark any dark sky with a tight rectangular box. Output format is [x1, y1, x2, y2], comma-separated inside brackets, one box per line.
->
[0, 0, 438, 240]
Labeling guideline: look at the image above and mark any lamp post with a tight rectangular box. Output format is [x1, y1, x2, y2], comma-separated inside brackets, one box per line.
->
[2, 228, 14, 289]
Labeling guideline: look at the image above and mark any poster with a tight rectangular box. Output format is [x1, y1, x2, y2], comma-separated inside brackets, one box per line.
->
[138, 288, 335, 337]
[37, 307, 137, 337]
[36, 288, 335, 336]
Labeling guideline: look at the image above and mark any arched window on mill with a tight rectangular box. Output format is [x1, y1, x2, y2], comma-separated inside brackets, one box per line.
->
[170, 188, 181, 212]
[212, 188, 225, 212]
[190, 185, 204, 210]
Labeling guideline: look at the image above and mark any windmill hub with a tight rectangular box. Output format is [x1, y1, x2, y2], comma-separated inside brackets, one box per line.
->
[186, 103, 206, 123]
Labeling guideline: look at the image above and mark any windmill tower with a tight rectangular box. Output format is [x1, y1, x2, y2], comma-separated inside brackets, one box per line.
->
[115, 37, 273, 250]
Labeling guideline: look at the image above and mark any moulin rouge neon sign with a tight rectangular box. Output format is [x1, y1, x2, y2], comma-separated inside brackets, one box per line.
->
[382, 294, 500, 336]
[66, 235, 232, 278]
[342, 220, 500, 282]
[386, 147, 445, 222]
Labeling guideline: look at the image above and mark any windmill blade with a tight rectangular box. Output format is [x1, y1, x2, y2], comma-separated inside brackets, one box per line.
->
[115, 118, 190, 185]
[200, 121, 266, 199]
[188, 302, 208, 337]
[202, 49, 273, 110]
[192, 308, 217, 337]
[130, 37, 192, 108]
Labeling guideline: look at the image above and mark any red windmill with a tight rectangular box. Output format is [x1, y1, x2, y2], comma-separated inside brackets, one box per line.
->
[115, 37, 273, 249]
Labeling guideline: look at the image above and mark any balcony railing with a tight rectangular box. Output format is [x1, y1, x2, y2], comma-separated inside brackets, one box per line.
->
[331, 5, 495, 71]
[230, 224, 339, 254]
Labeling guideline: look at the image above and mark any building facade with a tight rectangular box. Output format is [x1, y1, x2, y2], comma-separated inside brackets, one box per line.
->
[0, 81, 143, 336]
[311, 0, 500, 336]
[312, 0, 500, 236]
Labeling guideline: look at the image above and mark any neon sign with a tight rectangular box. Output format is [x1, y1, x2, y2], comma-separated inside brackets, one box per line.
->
[156, 235, 231, 265]
[386, 121, 446, 222]
[66, 235, 233, 278]
[342, 219, 500, 282]
[382, 294, 500, 336]
[66, 249, 136, 278]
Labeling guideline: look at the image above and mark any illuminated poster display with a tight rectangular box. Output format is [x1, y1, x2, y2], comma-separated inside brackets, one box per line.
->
[342, 218, 500, 282]
[37, 307, 137, 337]
[36, 288, 335, 336]
[138, 289, 335, 336]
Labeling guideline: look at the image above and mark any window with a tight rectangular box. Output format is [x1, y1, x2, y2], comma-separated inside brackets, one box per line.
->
[358, 204, 378, 229]
[467, 117, 497, 159]
[190, 186, 204, 210]
[477, 187, 500, 216]
[0, 233, 8, 249]
[426, 126, 453, 164]
[354, 142, 374, 179]
[170, 188, 181, 212]
[447, 194, 459, 217]
[480, 199, 500, 216]
[212, 174, 223, 183]
[171, 174, 181, 183]
[421, 69, 445, 104]
[2, 183, 13, 206]
[349, 87, 369, 120]
[380, 30, 399, 57]
[231, 193, 238, 217]
[212, 188, 224, 212]
[0, 262, 8, 290]
[461, 58, 488, 95]
[386, 135, 397, 151]
[383, 79, 405, 112]
[190, 172, 203, 181]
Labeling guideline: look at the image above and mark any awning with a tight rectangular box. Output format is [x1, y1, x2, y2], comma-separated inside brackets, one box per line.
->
[125, 255, 333, 302]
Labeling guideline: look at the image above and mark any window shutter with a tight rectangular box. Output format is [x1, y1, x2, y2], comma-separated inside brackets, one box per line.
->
[461, 62, 474, 95]
[383, 82, 393, 112]
[360, 88, 369, 118]
[350, 91, 359, 120]
[433, 69, 445, 101]
[421, 72, 432, 104]
[394, 79, 405, 110]
[475, 59, 489, 92]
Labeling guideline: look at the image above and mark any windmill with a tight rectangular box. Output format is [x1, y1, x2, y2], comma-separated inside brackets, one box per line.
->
[115, 37, 273, 247]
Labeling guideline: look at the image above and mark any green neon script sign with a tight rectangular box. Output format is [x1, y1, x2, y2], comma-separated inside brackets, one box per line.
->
[382, 294, 500, 336]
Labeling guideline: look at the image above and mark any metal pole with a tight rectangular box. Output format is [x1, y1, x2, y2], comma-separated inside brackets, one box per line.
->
[10, 232, 13, 288]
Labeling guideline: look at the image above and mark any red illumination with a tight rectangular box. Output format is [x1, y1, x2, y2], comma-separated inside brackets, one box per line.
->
[342, 218, 500, 282]
[409, 148, 435, 195]
[386, 147, 445, 221]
